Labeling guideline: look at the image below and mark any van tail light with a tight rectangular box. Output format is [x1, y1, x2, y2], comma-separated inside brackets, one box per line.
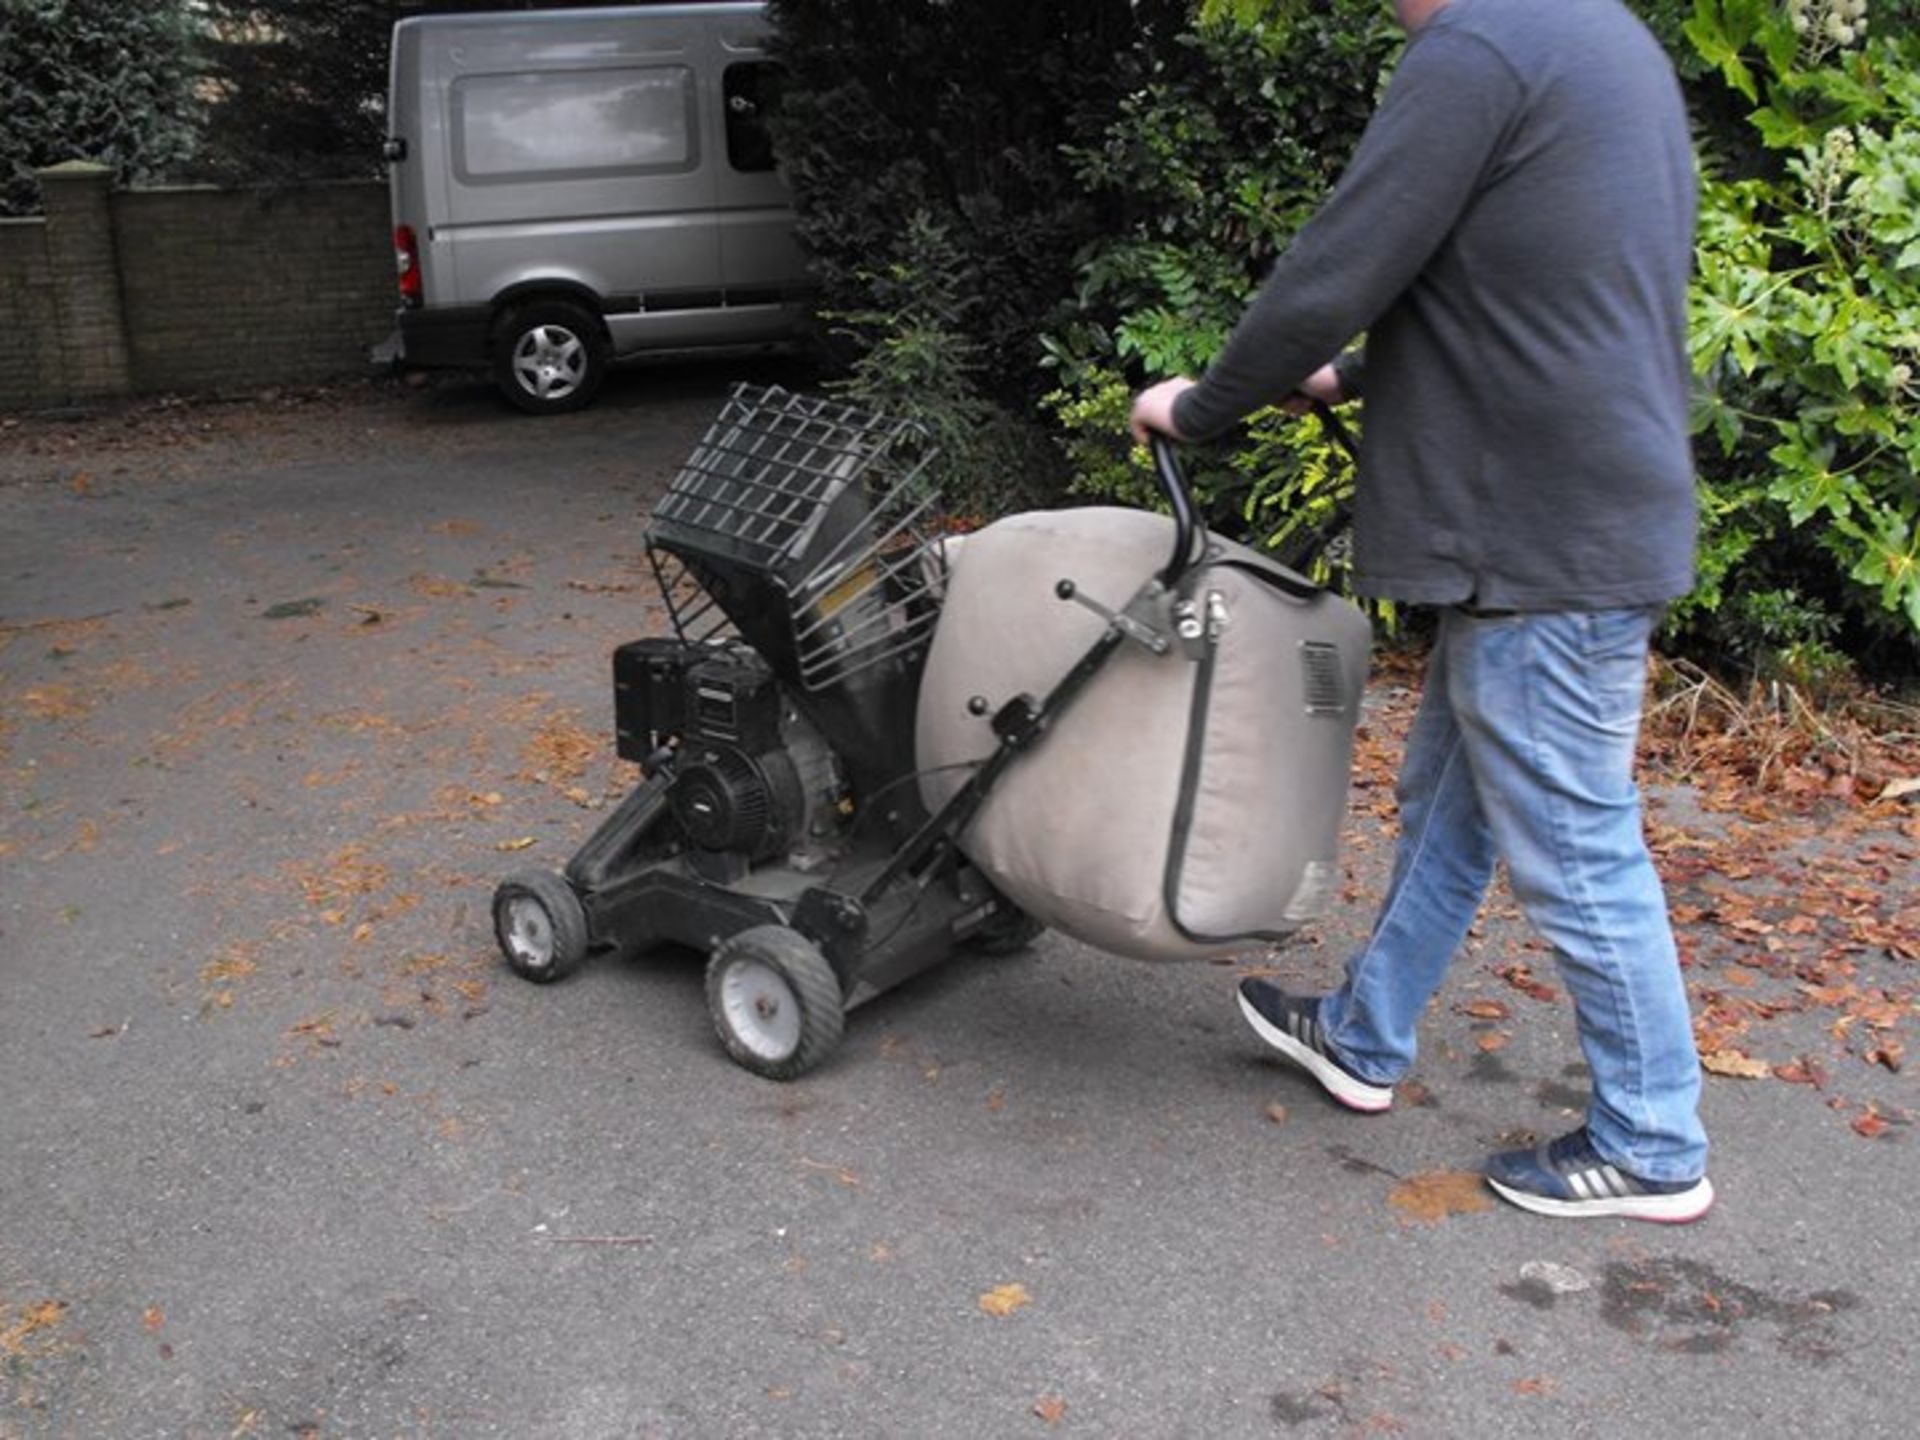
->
[395, 225, 422, 307]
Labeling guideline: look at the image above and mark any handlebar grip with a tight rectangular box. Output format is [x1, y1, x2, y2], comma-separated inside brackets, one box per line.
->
[1147, 431, 1202, 588]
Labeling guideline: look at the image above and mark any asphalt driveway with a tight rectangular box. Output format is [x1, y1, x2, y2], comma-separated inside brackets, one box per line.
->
[2, 363, 1915, 1438]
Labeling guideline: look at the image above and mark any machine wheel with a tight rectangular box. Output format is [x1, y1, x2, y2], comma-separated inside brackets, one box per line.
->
[493, 870, 591, 983]
[492, 299, 608, 414]
[968, 901, 1046, 956]
[705, 925, 845, 1081]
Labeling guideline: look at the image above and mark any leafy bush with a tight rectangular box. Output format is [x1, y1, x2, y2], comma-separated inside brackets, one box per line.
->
[1039, 2, 1399, 582]
[1682, 0, 1920, 675]
[0, 0, 199, 215]
[187, 1, 399, 185]
[767, 0, 1177, 397]
[764, 0, 1184, 501]
[825, 211, 1058, 520]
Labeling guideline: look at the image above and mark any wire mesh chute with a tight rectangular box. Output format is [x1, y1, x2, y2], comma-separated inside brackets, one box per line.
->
[645, 384, 949, 693]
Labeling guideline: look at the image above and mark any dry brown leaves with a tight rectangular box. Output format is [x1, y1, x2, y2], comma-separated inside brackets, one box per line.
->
[1642, 658, 1920, 809]
[1386, 1171, 1494, 1224]
[0, 1299, 68, 1356]
[978, 1283, 1032, 1317]
[294, 844, 391, 915]
[519, 709, 597, 786]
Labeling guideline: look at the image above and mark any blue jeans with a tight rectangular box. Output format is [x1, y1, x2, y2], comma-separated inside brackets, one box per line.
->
[1318, 607, 1708, 1182]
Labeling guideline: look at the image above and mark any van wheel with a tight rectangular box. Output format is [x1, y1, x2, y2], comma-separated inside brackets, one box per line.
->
[493, 300, 608, 414]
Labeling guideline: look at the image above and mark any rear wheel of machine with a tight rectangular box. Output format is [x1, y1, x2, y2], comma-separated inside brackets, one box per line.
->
[705, 925, 844, 1080]
[968, 899, 1046, 956]
[493, 870, 590, 983]
[493, 299, 608, 414]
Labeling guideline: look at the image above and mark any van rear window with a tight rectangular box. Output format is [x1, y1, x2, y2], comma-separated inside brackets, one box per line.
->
[452, 67, 698, 182]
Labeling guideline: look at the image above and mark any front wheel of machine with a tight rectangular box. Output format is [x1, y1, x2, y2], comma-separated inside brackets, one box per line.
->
[492, 299, 608, 415]
[705, 925, 844, 1081]
[494, 870, 590, 983]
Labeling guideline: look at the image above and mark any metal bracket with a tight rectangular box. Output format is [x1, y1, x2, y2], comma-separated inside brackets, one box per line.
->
[1054, 577, 1174, 656]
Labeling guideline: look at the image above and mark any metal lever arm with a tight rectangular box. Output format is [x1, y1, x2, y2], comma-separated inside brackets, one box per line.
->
[1052, 578, 1171, 656]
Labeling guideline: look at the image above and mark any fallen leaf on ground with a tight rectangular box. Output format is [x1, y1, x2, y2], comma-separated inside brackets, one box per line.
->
[1701, 1049, 1772, 1079]
[495, 837, 536, 852]
[1773, 1058, 1827, 1087]
[1865, 1038, 1906, 1072]
[1034, 1395, 1067, 1424]
[1264, 1102, 1290, 1126]
[1387, 1171, 1494, 1224]
[1458, 1000, 1512, 1021]
[1852, 1111, 1891, 1139]
[142, 1305, 164, 1333]
[1494, 962, 1558, 1002]
[978, 1283, 1032, 1317]
[1476, 1032, 1511, 1053]
[0, 1300, 68, 1355]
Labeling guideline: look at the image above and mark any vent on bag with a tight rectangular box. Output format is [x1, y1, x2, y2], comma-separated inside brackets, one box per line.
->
[1300, 641, 1346, 716]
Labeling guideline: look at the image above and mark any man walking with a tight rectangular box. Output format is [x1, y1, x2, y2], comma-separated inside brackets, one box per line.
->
[1130, 0, 1712, 1221]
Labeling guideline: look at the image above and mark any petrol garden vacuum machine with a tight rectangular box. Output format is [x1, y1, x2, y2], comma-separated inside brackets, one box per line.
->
[491, 383, 1370, 1079]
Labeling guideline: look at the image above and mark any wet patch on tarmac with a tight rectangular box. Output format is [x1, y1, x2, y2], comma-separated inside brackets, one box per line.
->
[1599, 1256, 1862, 1363]
[1494, 1255, 1864, 1363]
[1467, 1051, 1518, 1084]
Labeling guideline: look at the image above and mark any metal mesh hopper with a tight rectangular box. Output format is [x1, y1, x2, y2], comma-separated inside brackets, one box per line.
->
[646, 383, 947, 694]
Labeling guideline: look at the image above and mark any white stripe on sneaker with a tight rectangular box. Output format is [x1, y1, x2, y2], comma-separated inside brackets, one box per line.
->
[1236, 991, 1394, 1114]
[1487, 1174, 1716, 1223]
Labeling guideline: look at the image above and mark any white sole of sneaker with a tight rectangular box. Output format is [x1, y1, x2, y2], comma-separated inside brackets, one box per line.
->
[1486, 1174, 1716, 1223]
[1236, 991, 1394, 1113]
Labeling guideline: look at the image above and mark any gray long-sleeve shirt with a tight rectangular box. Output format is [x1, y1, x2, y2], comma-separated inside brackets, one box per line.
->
[1171, 0, 1697, 611]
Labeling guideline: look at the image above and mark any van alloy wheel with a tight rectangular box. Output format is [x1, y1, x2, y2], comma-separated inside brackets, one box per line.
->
[512, 323, 586, 402]
[492, 298, 609, 414]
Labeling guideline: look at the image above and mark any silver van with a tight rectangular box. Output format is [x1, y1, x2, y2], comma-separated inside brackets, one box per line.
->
[384, 2, 808, 413]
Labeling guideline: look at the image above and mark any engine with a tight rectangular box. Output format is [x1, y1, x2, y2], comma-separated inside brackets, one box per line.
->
[613, 639, 845, 881]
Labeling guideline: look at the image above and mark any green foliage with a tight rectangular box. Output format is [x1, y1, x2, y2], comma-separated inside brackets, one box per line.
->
[826, 212, 1057, 520]
[766, 0, 1176, 407]
[764, 0, 1185, 506]
[188, 1, 399, 184]
[0, 0, 199, 215]
[1682, 0, 1920, 673]
[1040, 3, 1398, 582]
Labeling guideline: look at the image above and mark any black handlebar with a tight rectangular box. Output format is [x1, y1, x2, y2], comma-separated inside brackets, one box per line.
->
[1147, 431, 1203, 588]
[1144, 399, 1357, 590]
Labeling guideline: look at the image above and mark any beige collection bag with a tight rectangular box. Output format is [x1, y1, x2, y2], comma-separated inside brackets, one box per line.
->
[916, 507, 1370, 962]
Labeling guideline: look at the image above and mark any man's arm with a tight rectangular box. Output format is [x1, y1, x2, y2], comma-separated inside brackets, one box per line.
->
[1129, 362, 1342, 446]
[1163, 29, 1521, 441]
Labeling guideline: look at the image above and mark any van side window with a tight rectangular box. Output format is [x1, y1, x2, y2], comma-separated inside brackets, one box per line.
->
[453, 67, 698, 182]
[723, 62, 782, 173]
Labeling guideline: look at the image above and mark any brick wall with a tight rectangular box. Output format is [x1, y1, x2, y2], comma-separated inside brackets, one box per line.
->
[0, 172, 394, 413]
[114, 182, 393, 396]
[0, 218, 61, 410]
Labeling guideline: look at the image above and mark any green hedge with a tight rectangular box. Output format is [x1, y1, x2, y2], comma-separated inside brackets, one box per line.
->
[772, 0, 1920, 676]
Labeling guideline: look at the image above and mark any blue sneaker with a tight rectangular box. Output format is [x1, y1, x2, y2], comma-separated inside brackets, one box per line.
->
[1485, 1127, 1714, 1222]
[1236, 979, 1394, 1113]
